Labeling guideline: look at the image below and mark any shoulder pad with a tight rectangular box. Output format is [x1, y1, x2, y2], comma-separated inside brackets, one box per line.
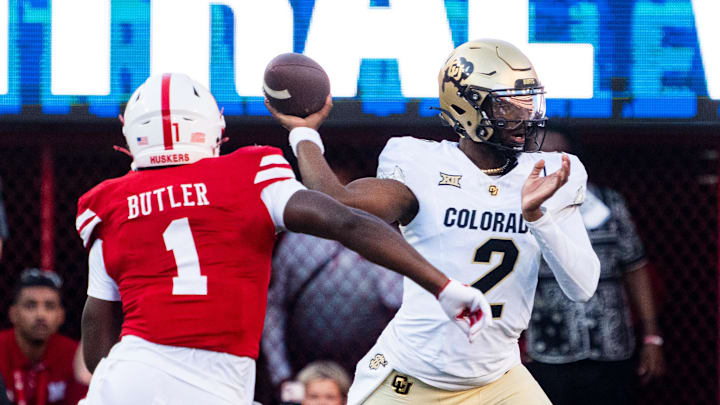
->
[377, 136, 439, 179]
[220, 146, 295, 185]
[247, 146, 295, 186]
[383, 136, 438, 153]
[229, 145, 285, 161]
[76, 183, 111, 248]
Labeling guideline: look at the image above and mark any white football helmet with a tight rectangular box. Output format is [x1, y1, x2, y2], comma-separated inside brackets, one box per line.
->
[122, 73, 226, 170]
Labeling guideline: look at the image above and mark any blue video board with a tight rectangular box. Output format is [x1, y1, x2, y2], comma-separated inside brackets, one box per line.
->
[0, 0, 718, 121]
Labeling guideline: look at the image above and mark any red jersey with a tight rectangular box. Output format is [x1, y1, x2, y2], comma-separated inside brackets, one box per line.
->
[75, 146, 299, 359]
[0, 329, 88, 405]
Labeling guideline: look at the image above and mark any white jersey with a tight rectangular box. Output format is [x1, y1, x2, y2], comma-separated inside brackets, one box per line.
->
[372, 137, 587, 390]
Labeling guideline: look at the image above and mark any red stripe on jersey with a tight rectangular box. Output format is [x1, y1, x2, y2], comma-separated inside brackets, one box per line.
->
[259, 163, 292, 170]
[77, 215, 97, 234]
[254, 164, 295, 185]
[161, 73, 173, 150]
[256, 176, 294, 188]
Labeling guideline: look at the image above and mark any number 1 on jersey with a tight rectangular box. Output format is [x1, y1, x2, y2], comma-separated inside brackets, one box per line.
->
[163, 217, 208, 295]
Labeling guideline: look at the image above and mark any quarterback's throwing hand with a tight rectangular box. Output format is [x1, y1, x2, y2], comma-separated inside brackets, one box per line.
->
[437, 279, 493, 342]
[265, 94, 333, 132]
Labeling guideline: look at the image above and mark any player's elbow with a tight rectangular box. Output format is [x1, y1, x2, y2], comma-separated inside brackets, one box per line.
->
[285, 190, 374, 242]
[310, 181, 354, 207]
[333, 207, 380, 244]
[569, 287, 594, 303]
[564, 280, 595, 303]
[333, 189, 366, 212]
[569, 256, 600, 303]
[313, 203, 364, 242]
[337, 207, 365, 235]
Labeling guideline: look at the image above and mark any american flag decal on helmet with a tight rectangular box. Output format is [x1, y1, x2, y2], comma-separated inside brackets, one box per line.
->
[191, 132, 206, 143]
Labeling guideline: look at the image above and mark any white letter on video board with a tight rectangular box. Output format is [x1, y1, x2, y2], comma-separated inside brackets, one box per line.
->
[1, 0, 9, 95]
[306, 0, 453, 97]
[469, 0, 594, 98]
[152, 0, 291, 95]
[51, 0, 110, 95]
[692, 0, 720, 99]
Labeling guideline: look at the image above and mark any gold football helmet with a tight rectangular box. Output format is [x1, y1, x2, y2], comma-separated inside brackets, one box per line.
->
[437, 39, 547, 153]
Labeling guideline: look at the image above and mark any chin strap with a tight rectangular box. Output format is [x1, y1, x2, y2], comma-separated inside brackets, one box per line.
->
[429, 106, 469, 137]
[217, 136, 230, 155]
[112, 145, 133, 157]
[429, 106, 541, 168]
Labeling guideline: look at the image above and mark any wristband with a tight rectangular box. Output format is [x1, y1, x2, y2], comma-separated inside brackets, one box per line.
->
[289, 127, 324, 156]
[643, 334, 664, 346]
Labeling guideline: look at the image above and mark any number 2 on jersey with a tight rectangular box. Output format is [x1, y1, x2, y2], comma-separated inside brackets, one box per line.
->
[163, 217, 208, 295]
[472, 239, 519, 318]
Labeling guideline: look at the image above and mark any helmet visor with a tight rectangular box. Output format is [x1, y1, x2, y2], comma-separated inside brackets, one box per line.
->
[490, 92, 546, 130]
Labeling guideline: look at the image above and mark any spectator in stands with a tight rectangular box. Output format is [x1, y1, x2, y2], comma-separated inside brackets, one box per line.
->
[297, 361, 351, 405]
[525, 130, 666, 405]
[0, 178, 9, 260]
[0, 268, 89, 404]
[262, 231, 402, 394]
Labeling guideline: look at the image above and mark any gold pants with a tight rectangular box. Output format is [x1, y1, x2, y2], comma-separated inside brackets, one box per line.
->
[362, 365, 552, 405]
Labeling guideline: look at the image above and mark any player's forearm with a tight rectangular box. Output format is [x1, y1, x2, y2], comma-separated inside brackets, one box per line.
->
[528, 208, 600, 302]
[81, 297, 123, 373]
[286, 190, 448, 295]
[295, 140, 350, 199]
[336, 208, 448, 296]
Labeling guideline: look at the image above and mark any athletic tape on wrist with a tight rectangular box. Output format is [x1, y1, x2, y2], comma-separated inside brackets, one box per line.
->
[289, 127, 324, 156]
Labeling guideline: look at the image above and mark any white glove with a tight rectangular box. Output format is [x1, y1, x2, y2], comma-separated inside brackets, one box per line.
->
[437, 279, 493, 342]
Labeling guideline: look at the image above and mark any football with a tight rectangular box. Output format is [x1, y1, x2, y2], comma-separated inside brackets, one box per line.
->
[263, 53, 330, 118]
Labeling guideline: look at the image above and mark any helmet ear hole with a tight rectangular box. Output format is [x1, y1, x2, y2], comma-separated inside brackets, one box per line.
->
[480, 97, 493, 117]
[451, 105, 465, 115]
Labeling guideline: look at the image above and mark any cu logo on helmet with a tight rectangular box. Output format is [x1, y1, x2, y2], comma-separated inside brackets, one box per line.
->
[443, 57, 474, 91]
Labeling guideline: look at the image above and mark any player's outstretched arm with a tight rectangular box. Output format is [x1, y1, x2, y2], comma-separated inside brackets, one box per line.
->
[266, 96, 418, 225]
[81, 297, 123, 373]
[284, 189, 492, 339]
[522, 156, 600, 302]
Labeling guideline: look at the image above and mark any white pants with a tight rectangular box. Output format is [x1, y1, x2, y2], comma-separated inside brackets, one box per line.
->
[82, 336, 256, 405]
